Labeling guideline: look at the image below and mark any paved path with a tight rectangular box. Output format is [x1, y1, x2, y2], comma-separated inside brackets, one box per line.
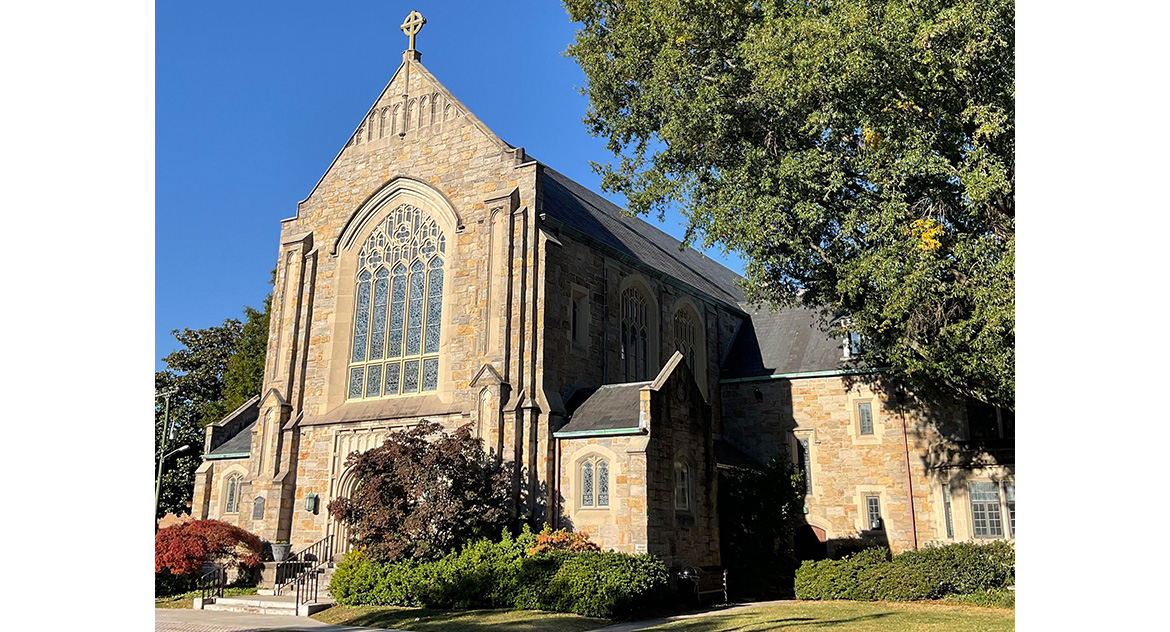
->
[156, 609, 395, 632]
[590, 600, 797, 632]
[158, 599, 795, 632]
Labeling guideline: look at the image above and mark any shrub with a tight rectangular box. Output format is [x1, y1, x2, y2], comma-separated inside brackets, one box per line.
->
[330, 527, 668, 619]
[155, 520, 263, 576]
[795, 541, 1014, 602]
[942, 588, 1015, 609]
[538, 551, 669, 618]
[527, 525, 602, 555]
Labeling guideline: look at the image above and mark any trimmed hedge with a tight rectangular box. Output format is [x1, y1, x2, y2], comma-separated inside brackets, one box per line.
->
[795, 541, 1014, 601]
[330, 527, 668, 619]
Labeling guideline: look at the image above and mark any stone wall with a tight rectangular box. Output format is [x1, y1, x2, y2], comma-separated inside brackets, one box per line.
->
[556, 355, 719, 568]
[643, 356, 720, 568]
[557, 434, 650, 556]
[541, 231, 744, 425]
[720, 374, 1014, 554]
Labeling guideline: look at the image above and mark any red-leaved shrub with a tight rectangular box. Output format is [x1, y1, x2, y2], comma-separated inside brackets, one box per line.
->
[527, 525, 602, 556]
[155, 520, 263, 576]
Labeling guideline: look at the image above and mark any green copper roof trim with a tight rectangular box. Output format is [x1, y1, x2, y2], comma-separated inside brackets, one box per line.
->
[720, 367, 890, 385]
[554, 427, 646, 439]
[204, 452, 250, 460]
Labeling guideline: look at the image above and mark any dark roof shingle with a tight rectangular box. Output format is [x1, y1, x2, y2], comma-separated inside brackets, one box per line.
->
[208, 420, 255, 457]
[539, 167, 745, 308]
[555, 382, 650, 436]
[721, 305, 847, 379]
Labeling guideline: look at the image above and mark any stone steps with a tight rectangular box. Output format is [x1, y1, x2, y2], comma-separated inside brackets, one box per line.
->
[201, 594, 333, 617]
[198, 565, 338, 617]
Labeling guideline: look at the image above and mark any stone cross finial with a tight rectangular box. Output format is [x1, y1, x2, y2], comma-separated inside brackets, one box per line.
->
[400, 10, 426, 51]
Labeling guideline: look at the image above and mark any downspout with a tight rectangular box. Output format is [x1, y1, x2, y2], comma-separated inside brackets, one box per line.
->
[553, 435, 561, 529]
[897, 384, 919, 550]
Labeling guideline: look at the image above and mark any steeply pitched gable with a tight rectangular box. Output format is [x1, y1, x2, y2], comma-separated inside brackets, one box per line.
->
[299, 52, 514, 207]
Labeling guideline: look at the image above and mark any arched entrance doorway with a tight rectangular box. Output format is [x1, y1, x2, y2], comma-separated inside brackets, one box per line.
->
[794, 524, 828, 562]
[329, 467, 359, 562]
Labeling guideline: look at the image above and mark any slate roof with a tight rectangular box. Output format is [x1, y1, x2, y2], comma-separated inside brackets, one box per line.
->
[555, 381, 650, 436]
[721, 304, 849, 380]
[538, 167, 746, 308]
[207, 420, 255, 458]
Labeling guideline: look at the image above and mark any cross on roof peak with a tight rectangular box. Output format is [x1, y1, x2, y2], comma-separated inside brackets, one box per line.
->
[401, 10, 426, 52]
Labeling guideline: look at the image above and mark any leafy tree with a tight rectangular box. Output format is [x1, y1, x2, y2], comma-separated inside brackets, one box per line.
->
[155, 290, 271, 519]
[718, 457, 805, 597]
[564, 0, 1014, 408]
[328, 421, 514, 563]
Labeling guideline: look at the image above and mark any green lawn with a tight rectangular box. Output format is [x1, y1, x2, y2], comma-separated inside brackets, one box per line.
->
[312, 605, 609, 632]
[154, 587, 258, 609]
[641, 601, 1014, 632]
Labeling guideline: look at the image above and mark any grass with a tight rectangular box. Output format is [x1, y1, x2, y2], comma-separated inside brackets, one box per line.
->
[154, 587, 258, 609]
[312, 605, 609, 632]
[639, 600, 1015, 632]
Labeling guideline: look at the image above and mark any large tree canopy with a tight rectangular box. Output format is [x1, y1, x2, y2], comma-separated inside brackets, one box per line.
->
[564, 0, 1014, 407]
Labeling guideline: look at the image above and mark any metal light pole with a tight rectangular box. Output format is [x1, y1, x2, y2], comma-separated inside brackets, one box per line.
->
[155, 387, 180, 530]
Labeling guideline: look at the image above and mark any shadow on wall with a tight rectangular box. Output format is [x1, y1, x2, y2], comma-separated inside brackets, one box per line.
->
[838, 372, 1015, 493]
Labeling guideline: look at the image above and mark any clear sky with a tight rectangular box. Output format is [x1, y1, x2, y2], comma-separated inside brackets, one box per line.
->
[156, 0, 746, 369]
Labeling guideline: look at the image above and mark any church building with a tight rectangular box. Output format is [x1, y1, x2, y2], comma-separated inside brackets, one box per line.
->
[191, 14, 1015, 571]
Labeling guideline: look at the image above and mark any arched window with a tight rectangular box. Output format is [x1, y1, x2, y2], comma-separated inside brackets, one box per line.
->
[674, 461, 691, 511]
[224, 474, 242, 513]
[621, 288, 649, 381]
[580, 457, 610, 508]
[348, 203, 446, 399]
[673, 310, 697, 372]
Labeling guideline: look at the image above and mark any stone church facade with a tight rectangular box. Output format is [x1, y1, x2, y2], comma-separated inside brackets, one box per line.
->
[191, 38, 1014, 570]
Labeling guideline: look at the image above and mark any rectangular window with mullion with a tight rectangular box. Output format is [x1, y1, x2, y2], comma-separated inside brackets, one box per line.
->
[970, 482, 1004, 538]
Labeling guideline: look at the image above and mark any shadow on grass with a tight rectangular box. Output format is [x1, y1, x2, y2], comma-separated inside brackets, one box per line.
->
[319, 606, 606, 632]
[650, 611, 895, 631]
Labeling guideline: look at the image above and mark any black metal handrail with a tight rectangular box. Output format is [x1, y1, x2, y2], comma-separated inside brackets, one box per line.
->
[274, 534, 334, 597]
[198, 565, 226, 602]
[294, 566, 320, 614]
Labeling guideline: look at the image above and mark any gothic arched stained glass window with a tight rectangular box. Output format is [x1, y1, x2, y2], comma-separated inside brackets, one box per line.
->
[579, 457, 610, 508]
[348, 203, 446, 399]
[224, 474, 241, 514]
[621, 288, 649, 381]
[674, 310, 696, 372]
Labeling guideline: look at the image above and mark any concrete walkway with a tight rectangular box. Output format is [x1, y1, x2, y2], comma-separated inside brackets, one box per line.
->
[589, 600, 797, 632]
[158, 599, 795, 632]
[156, 608, 395, 632]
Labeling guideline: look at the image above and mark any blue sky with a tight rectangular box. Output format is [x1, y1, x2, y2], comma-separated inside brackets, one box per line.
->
[156, 1, 746, 369]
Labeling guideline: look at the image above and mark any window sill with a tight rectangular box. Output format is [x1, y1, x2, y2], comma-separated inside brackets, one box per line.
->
[305, 394, 461, 426]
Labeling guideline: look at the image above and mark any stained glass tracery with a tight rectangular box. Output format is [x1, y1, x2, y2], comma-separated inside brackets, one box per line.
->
[348, 203, 445, 399]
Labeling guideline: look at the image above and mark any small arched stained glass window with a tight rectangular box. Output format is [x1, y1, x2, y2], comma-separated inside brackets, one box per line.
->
[582, 462, 594, 507]
[224, 474, 241, 513]
[348, 204, 445, 400]
[580, 457, 610, 508]
[597, 460, 609, 507]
